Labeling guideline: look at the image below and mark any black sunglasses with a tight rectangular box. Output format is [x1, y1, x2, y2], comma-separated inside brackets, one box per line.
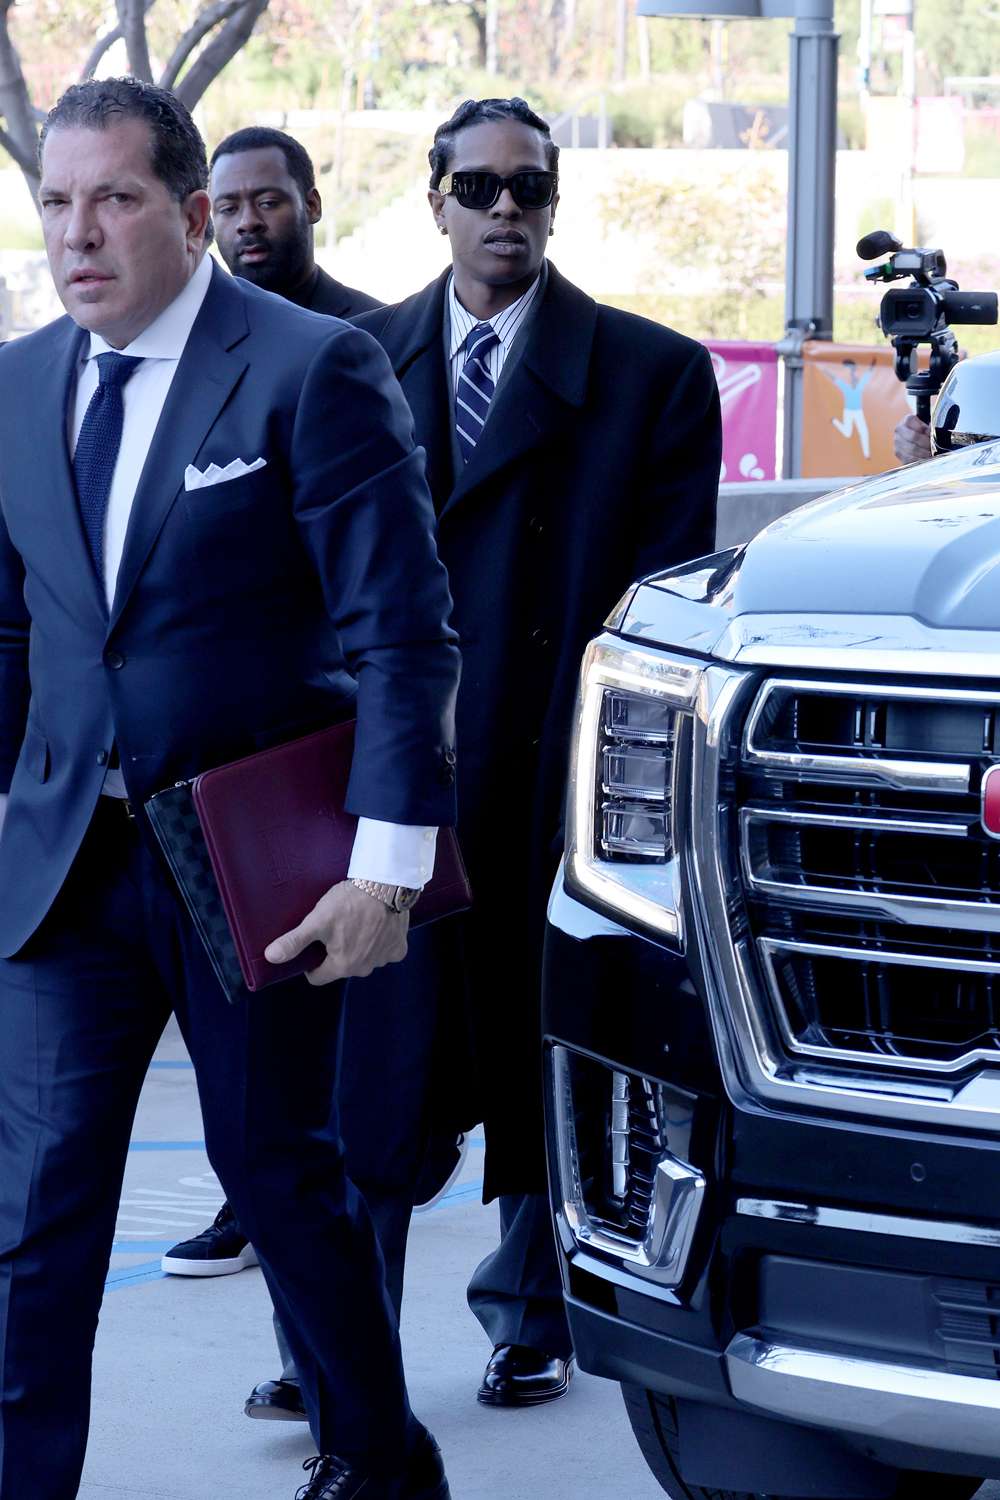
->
[438, 170, 558, 212]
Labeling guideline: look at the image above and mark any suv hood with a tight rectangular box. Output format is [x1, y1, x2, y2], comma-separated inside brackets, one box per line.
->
[614, 441, 1000, 678]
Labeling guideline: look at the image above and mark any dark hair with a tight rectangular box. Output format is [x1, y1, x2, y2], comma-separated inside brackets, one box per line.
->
[210, 127, 316, 201]
[428, 97, 559, 188]
[40, 77, 208, 202]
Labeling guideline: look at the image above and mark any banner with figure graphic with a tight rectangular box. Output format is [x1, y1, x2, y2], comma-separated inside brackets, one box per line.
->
[800, 341, 924, 477]
[706, 340, 779, 486]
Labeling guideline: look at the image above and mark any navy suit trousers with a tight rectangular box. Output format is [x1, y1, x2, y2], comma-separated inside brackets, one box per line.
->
[0, 804, 414, 1499]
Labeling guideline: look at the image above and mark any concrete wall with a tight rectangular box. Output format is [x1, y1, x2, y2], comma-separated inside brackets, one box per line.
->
[716, 477, 859, 549]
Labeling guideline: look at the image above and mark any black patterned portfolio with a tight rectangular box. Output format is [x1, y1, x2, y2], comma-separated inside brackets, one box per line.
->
[146, 780, 252, 1003]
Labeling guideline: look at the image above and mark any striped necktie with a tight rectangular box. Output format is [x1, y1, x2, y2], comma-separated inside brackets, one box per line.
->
[73, 351, 143, 579]
[456, 322, 500, 465]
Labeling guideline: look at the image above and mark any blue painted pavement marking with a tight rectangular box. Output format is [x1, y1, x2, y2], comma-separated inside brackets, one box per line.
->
[421, 1179, 484, 1211]
[128, 1140, 206, 1151]
[111, 1241, 179, 1254]
[105, 1260, 166, 1293]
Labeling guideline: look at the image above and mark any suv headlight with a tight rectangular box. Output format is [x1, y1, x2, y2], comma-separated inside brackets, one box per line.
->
[565, 633, 704, 944]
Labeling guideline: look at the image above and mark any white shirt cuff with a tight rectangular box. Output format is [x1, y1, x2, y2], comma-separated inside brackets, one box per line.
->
[348, 817, 438, 889]
[0, 791, 7, 840]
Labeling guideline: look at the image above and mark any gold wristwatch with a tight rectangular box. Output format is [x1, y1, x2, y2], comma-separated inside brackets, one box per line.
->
[348, 878, 421, 914]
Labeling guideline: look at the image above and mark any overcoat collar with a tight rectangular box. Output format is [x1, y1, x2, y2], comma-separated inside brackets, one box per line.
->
[443, 261, 597, 519]
[379, 260, 599, 521]
[107, 262, 250, 632]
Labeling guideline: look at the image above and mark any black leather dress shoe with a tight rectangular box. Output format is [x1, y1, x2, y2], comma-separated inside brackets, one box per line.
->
[477, 1343, 576, 1407]
[293, 1430, 450, 1499]
[244, 1377, 308, 1421]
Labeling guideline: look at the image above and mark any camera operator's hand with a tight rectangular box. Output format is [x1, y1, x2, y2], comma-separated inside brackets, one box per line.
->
[894, 413, 932, 465]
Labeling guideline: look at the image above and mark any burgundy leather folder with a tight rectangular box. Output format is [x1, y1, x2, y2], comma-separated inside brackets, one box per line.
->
[146, 720, 471, 998]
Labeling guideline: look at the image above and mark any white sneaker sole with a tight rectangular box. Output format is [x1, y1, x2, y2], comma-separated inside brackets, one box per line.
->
[160, 1244, 259, 1277]
[413, 1134, 470, 1214]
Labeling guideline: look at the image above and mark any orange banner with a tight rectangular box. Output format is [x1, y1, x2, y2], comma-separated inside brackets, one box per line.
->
[801, 341, 925, 478]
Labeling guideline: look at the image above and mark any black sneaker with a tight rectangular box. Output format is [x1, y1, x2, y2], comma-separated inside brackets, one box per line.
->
[161, 1201, 258, 1277]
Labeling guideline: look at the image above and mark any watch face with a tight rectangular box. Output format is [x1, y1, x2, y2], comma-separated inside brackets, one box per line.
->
[396, 887, 421, 912]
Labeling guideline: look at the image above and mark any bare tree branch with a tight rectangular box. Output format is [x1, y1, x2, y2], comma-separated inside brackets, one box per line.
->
[159, 0, 244, 92]
[0, 0, 40, 191]
[117, 0, 154, 82]
[82, 0, 158, 81]
[0, 120, 35, 177]
[174, 0, 270, 111]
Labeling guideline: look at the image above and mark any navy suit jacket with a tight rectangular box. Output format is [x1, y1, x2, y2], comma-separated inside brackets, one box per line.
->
[0, 262, 459, 957]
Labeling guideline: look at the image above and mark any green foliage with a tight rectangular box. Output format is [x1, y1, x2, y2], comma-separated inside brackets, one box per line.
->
[602, 169, 786, 339]
[916, 0, 1000, 87]
[606, 83, 685, 148]
[856, 195, 896, 246]
[0, 215, 43, 251]
[962, 128, 1000, 179]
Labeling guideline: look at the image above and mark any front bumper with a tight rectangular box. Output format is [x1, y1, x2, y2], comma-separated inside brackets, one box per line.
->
[544, 888, 1000, 1486]
[727, 1336, 1000, 1462]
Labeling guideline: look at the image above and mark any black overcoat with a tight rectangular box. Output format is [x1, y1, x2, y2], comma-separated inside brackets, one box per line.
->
[305, 266, 382, 318]
[354, 261, 721, 1200]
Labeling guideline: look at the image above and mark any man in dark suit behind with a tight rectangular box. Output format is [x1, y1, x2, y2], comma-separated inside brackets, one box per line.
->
[0, 78, 458, 1500]
[249, 96, 721, 1416]
[209, 125, 381, 318]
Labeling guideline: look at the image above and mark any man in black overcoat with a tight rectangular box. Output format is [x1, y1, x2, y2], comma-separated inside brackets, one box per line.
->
[209, 126, 380, 318]
[245, 95, 721, 1414]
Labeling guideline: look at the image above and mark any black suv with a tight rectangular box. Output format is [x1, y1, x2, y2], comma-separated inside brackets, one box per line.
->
[543, 443, 1000, 1499]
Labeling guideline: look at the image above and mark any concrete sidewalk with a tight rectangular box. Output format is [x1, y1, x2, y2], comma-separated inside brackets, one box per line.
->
[81, 1018, 666, 1500]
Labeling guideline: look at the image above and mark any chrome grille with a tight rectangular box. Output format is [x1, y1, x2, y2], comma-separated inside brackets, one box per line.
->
[736, 678, 1000, 1080]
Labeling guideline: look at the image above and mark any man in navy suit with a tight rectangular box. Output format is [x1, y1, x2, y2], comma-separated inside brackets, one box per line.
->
[0, 77, 458, 1500]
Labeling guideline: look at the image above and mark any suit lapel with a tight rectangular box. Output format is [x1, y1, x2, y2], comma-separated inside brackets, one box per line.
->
[23, 318, 108, 622]
[440, 262, 597, 521]
[108, 266, 250, 632]
[375, 272, 454, 508]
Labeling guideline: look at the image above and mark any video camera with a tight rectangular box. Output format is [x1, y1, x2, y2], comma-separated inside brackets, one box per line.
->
[857, 229, 998, 422]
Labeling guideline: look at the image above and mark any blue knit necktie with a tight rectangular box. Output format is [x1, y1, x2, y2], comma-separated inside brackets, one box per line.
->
[456, 323, 499, 465]
[73, 352, 143, 579]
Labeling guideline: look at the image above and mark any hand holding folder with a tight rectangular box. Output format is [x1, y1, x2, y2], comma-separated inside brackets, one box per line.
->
[146, 721, 471, 1003]
[263, 876, 411, 986]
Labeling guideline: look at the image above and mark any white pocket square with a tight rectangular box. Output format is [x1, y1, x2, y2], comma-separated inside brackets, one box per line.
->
[184, 457, 267, 491]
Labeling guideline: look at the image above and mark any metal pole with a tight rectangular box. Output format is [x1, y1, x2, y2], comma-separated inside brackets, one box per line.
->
[781, 0, 839, 477]
[858, 0, 873, 106]
[898, 0, 917, 244]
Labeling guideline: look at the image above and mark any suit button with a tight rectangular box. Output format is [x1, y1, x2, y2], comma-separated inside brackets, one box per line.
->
[528, 516, 544, 534]
[529, 629, 549, 648]
[96, 749, 108, 766]
[104, 649, 125, 670]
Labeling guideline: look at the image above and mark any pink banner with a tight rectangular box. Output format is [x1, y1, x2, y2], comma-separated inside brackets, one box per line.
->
[705, 340, 779, 485]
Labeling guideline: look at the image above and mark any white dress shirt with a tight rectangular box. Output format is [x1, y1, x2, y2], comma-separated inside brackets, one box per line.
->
[447, 272, 541, 401]
[0, 255, 436, 889]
